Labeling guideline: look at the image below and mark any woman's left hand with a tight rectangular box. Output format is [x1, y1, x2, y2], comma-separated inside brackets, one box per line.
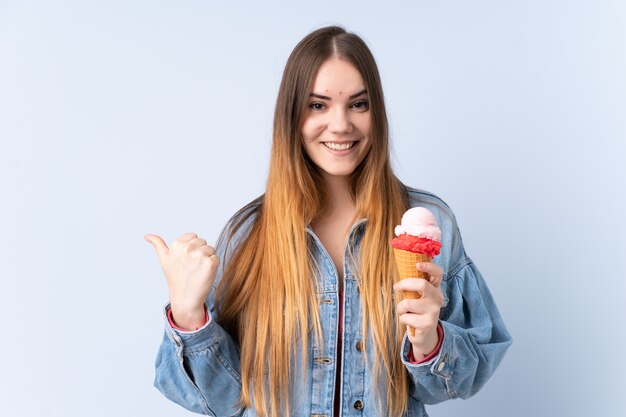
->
[393, 262, 445, 357]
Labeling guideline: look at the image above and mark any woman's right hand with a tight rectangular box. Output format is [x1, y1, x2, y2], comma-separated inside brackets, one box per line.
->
[145, 232, 220, 330]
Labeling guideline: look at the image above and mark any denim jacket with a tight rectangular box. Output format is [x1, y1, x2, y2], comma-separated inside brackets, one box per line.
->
[154, 187, 512, 417]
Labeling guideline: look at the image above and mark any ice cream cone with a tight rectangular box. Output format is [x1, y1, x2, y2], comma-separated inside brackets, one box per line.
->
[393, 248, 432, 337]
[391, 207, 442, 338]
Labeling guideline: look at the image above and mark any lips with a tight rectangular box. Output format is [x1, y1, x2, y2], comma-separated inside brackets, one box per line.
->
[322, 141, 357, 151]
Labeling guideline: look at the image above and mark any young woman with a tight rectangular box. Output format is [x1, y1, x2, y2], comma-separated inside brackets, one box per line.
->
[146, 26, 512, 417]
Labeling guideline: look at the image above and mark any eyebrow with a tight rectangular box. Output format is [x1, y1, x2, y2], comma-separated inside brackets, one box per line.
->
[309, 89, 368, 100]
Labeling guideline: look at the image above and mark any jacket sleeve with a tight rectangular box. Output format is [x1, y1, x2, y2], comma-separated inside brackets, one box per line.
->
[153, 305, 244, 416]
[153, 206, 258, 416]
[400, 256, 513, 404]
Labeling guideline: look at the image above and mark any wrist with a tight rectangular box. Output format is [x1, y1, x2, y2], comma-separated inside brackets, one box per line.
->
[411, 325, 440, 358]
[169, 304, 207, 331]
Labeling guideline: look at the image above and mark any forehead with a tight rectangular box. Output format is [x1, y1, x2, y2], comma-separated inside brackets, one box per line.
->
[311, 58, 365, 94]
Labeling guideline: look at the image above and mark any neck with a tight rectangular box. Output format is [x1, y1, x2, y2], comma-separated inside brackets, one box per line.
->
[318, 174, 355, 219]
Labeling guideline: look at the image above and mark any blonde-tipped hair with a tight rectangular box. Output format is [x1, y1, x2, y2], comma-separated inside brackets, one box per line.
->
[215, 26, 410, 417]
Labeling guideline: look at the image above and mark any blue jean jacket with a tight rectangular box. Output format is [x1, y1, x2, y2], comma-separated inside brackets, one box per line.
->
[154, 188, 512, 416]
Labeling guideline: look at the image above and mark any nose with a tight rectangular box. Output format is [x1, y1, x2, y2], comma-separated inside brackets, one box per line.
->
[328, 107, 353, 134]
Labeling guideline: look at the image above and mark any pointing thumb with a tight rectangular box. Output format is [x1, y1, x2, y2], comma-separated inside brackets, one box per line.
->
[144, 234, 169, 259]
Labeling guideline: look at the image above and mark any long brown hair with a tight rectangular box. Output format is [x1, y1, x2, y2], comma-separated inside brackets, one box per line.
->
[215, 26, 409, 417]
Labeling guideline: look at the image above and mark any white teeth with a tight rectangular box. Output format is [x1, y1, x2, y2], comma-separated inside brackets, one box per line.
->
[323, 142, 355, 151]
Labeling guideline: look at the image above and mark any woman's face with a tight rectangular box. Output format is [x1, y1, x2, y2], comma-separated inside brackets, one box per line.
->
[301, 58, 372, 181]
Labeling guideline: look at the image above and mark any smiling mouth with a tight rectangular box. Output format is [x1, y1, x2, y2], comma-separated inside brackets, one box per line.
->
[322, 141, 357, 151]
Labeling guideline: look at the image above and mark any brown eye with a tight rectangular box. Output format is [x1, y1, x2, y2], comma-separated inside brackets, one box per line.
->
[352, 100, 369, 111]
[310, 102, 325, 111]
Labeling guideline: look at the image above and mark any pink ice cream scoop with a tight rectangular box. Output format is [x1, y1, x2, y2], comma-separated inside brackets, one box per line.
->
[394, 207, 442, 242]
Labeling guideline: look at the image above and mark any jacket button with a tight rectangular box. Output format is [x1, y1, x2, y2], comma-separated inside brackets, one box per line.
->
[353, 400, 363, 410]
[355, 340, 363, 352]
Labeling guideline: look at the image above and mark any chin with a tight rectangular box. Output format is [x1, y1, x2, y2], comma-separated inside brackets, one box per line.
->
[319, 165, 359, 178]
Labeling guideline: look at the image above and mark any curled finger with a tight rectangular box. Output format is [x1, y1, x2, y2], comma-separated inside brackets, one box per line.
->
[396, 298, 430, 316]
[199, 245, 217, 257]
[394, 277, 429, 294]
[416, 262, 444, 288]
[189, 237, 208, 248]
[398, 313, 430, 335]
[177, 232, 199, 242]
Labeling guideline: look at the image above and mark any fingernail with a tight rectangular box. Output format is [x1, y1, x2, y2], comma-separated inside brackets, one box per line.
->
[416, 262, 422, 269]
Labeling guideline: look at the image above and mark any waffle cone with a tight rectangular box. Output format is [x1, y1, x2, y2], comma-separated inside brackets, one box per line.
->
[393, 248, 432, 281]
[392, 248, 432, 337]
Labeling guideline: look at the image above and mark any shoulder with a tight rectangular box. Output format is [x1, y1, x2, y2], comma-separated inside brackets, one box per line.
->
[216, 195, 263, 252]
[212, 195, 264, 290]
[227, 195, 264, 230]
[405, 186, 453, 211]
[403, 185, 467, 276]
[404, 186, 457, 230]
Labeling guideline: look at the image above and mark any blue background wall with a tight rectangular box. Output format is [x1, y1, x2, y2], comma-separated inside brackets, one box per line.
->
[1, 1, 624, 416]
